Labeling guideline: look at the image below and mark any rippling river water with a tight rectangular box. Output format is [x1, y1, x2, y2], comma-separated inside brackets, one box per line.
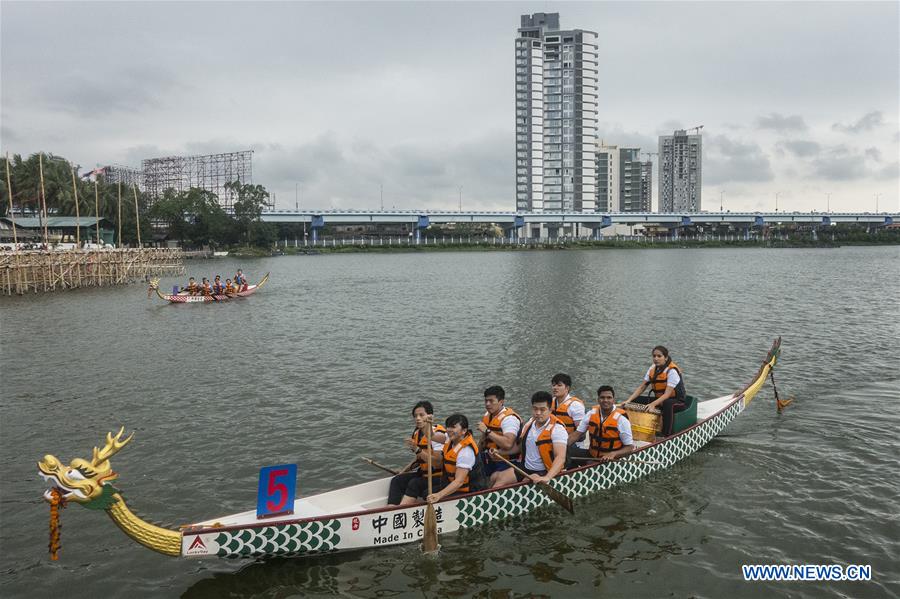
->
[2, 246, 899, 598]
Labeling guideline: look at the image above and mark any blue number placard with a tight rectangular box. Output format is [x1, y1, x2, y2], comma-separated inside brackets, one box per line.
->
[256, 464, 297, 519]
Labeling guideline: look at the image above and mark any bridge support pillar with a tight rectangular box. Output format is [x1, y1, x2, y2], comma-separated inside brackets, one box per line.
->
[311, 215, 325, 245]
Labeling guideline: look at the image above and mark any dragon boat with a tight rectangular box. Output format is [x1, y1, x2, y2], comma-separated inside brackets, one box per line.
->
[147, 273, 269, 303]
[38, 338, 781, 560]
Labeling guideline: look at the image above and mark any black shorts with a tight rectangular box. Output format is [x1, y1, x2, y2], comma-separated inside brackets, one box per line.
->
[403, 475, 446, 500]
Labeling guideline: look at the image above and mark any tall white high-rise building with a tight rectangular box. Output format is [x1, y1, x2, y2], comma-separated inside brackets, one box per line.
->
[596, 143, 619, 212]
[659, 130, 702, 212]
[515, 13, 598, 213]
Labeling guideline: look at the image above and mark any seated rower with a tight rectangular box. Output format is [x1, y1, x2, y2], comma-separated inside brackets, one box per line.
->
[623, 345, 687, 437]
[183, 277, 198, 295]
[567, 386, 634, 465]
[224, 278, 236, 294]
[476, 385, 522, 486]
[200, 277, 212, 296]
[550, 373, 587, 450]
[212, 275, 223, 295]
[491, 391, 567, 487]
[235, 269, 248, 291]
[388, 401, 447, 505]
[426, 414, 480, 504]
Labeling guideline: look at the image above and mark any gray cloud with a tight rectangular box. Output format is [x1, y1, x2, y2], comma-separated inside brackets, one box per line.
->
[810, 145, 867, 181]
[778, 140, 821, 157]
[832, 110, 884, 133]
[249, 131, 513, 210]
[756, 113, 807, 132]
[597, 123, 657, 153]
[38, 66, 182, 118]
[877, 161, 899, 181]
[704, 135, 774, 184]
[865, 147, 882, 162]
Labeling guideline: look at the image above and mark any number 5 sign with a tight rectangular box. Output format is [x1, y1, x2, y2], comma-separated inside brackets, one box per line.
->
[256, 464, 298, 519]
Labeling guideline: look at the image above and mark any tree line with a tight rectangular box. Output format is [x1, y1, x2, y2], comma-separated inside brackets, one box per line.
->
[1, 152, 275, 248]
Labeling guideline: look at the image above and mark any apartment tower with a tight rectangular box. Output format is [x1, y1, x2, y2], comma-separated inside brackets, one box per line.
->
[659, 130, 702, 212]
[515, 13, 598, 213]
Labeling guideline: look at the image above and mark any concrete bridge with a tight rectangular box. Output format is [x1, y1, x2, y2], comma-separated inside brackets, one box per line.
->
[261, 209, 896, 241]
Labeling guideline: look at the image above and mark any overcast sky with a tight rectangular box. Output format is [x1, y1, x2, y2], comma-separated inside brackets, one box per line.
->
[2, 1, 897, 213]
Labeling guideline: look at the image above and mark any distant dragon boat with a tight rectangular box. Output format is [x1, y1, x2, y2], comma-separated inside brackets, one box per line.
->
[38, 338, 781, 560]
[147, 273, 269, 303]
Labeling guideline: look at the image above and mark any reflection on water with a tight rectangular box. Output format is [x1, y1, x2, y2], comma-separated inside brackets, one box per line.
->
[2, 246, 899, 598]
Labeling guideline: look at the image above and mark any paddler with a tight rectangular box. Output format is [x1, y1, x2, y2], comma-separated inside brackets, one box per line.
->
[200, 277, 212, 296]
[426, 414, 482, 503]
[182, 277, 198, 295]
[550, 373, 587, 449]
[388, 401, 447, 505]
[235, 269, 248, 291]
[623, 345, 687, 437]
[224, 278, 236, 294]
[212, 275, 223, 295]
[567, 386, 634, 464]
[490, 391, 567, 487]
[477, 385, 521, 486]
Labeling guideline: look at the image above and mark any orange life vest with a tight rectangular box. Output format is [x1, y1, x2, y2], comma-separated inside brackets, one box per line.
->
[551, 394, 584, 433]
[648, 360, 685, 400]
[202, 284, 211, 296]
[442, 433, 479, 493]
[411, 424, 446, 478]
[587, 407, 629, 456]
[225, 283, 235, 293]
[518, 415, 564, 471]
[481, 407, 522, 452]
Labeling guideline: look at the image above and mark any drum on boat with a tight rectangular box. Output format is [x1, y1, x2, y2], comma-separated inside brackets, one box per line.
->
[623, 403, 662, 442]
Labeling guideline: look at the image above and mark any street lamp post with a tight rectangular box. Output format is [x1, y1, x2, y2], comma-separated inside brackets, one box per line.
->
[458, 185, 462, 212]
[380, 183, 384, 211]
[720, 190, 724, 212]
[875, 193, 882, 213]
[826, 192, 831, 213]
[775, 192, 780, 213]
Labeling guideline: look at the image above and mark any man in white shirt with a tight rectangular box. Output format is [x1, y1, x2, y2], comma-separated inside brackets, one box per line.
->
[490, 391, 568, 487]
[550, 373, 587, 449]
[568, 386, 634, 465]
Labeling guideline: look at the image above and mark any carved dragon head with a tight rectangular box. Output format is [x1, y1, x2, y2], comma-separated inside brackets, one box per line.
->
[38, 428, 133, 508]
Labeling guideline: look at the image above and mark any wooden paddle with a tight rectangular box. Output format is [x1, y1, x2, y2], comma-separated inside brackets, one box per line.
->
[492, 453, 574, 514]
[361, 457, 399, 475]
[422, 422, 439, 553]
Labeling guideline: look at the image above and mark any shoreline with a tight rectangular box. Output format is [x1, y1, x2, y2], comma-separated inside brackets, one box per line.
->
[226, 238, 900, 257]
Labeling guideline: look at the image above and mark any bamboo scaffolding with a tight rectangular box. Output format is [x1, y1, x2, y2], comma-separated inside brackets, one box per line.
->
[4, 153, 18, 247]
[0, 248, 185, 296]
[4, 153, 22, 293]
[71, 167, 81, 246]
[94, 180, 101, 245]
[117, 181, 122, 248]
[38, 153, 49, 246]
[132, 184, 142, 248]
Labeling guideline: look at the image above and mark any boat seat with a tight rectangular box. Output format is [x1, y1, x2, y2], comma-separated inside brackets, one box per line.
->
[672, 395, 698, 433]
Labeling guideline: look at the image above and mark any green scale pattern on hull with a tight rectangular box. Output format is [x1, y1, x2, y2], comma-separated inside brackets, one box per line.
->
[214, 520, 341, 558]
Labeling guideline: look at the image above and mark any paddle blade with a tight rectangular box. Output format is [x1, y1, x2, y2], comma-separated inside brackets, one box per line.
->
[422, 503, 439, 553]
[539, 482, 575, 514]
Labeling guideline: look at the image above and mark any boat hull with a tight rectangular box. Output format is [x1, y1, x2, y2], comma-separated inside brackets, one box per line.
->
[180, 391, 748, 558]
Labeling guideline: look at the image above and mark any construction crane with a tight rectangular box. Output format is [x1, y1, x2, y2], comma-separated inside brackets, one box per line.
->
[687, 125, 704, 135]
